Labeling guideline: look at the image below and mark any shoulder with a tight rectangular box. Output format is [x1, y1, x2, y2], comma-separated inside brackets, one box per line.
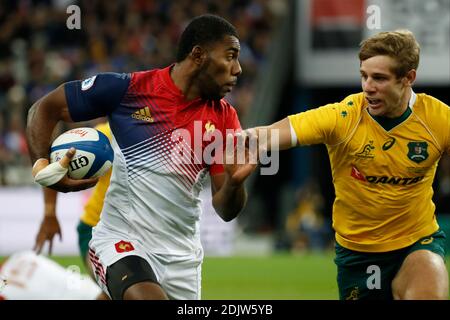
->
[290, 92, 366, 123]
[289, 92, 365, 145]
[128, 66, 174, 95]
[339, 92, 366, 113]
[90, 72, 131, 86]
[129, 69, 160, 87]
[413, 93, 450, 120]
[130, 69, 159, 80]
[310, 92, 365, 120]
[414, 93, 449, 109]
[413, 93, 450, 147]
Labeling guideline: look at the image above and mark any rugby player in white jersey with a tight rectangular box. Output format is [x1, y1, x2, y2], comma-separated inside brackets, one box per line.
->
[26, 14, 257, 300]
[0, 251, 101, 300]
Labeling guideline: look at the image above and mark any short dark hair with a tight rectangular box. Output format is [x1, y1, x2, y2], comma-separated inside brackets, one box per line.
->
[176, 14, 238, 62]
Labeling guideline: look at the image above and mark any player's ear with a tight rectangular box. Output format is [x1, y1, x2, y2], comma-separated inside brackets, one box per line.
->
[404, 69, 416, 86]
[190, 45, 207, 66]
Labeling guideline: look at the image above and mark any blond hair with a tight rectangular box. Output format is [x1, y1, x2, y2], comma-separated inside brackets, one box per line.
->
[359, 29, 420, 78]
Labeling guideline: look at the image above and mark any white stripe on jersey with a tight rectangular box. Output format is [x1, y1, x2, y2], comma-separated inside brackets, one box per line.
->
[123, 129, 206, 190]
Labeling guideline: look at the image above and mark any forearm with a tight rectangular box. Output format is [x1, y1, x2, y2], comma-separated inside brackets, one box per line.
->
[212, 177, 247, 222]
[43, 187, 58, 217]
[26, 100, 61, 163]
[249, 117, 295, 152]
[26, 85, 72, 163]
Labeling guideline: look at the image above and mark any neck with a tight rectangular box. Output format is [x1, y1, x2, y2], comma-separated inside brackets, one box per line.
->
[387, 87, 412, 118]
[170, 62, 201, 101]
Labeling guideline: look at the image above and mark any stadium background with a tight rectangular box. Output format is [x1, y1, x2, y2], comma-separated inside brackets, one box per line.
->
[0, 0, 449, 299]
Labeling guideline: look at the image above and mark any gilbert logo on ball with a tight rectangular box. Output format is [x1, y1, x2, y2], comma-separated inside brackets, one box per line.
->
[50, 127, 114, 179]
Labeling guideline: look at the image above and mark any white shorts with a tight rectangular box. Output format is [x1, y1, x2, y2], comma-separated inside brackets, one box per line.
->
[88, 230, 203, 300]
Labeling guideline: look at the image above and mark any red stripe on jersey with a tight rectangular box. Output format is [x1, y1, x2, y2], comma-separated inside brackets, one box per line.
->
[88, 249, 106, 285]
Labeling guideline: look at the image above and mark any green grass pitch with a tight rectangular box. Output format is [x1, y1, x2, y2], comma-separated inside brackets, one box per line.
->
[2, 252, 338, 299]
[2, 253, 449, 299]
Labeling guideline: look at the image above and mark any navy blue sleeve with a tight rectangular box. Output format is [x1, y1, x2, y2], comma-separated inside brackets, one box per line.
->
[64, 72, 131, 121]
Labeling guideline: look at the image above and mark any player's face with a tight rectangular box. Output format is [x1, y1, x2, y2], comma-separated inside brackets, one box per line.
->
[360, 55, 413, 118]
[197, 35, 242, 100]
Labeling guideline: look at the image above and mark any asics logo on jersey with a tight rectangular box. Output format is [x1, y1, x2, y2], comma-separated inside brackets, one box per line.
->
[131, 106, 154, 123]
[407, 141, 428, 163]
[382, 137, 396, 151]
[420, 237, 434, 245]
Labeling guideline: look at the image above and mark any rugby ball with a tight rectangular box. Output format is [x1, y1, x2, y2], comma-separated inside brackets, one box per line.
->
[50, 127, 114, 179]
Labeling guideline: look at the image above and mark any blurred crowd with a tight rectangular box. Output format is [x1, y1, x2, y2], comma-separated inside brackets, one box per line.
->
[0, 0, 286, 185]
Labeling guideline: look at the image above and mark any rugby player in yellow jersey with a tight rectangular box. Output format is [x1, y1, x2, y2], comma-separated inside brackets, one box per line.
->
[34, 122, 111, 299]
[242, 30, 449, 299]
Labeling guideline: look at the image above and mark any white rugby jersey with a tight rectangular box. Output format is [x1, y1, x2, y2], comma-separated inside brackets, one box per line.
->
[65, 66, 241, 254]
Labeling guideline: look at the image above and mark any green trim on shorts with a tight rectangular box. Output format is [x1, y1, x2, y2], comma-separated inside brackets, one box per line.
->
[334, 229, 446, 300]
[76, 220, 93, 267]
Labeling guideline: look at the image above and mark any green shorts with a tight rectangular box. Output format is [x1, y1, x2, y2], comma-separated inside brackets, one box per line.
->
[76, 220, 94, 267]
[334, 229, 446, 300]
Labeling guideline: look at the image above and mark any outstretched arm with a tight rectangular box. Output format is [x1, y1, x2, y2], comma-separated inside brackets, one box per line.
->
[246, 117, 297, 152]
[26, 85, 98, 192]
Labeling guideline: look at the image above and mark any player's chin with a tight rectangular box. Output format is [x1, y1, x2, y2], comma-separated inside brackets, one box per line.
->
[368, 105, 385, 116]
[210, 91, 227, 100]
[218, 87, 232, 98]
[224, 84, 234, 93]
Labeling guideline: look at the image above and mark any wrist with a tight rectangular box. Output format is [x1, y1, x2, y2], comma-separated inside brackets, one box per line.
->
[44, 210, 57, 218]
[224, 174, 244, 189]
[32, 158, 49, 177]
[33, 161, 68, 187]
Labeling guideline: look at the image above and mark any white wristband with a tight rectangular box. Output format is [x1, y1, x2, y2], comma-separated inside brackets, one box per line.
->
[289, 121, 298, 147]
[34, 161, 68, 187]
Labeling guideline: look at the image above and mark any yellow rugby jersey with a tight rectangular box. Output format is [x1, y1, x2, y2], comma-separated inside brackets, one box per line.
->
[288, 92, 450, 252]
[80, 122, 112, 227]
